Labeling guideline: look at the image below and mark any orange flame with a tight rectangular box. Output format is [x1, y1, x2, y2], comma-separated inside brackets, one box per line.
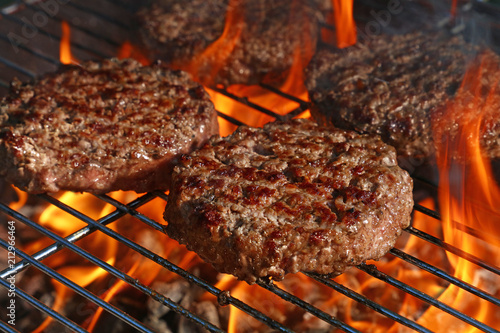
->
[423, 52, 500, 331]
[60, 21, 79, 65]
[451, 0, 458, 18]
[8, 185, 27, 211]
[182, 0, 244, 86]
[203, 4, 313, 135]
[324, 0, 357, 48]
[86, 261, 139, 332]
[118, 41, 150, 65]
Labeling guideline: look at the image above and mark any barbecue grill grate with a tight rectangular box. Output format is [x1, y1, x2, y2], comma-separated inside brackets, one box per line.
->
[1, 1, 500, 332]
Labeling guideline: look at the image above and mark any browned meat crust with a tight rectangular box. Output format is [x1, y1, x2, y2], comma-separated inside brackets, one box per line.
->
[137, 0, 227, 66]
[305, 31, 478, 160]
[137, 0, 325, 87]
[164, 119, 413, 284]
[0, 58, 219, 194]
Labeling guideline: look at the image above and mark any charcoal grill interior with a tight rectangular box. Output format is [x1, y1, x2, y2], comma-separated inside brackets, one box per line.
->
[1, 1, 500, 332]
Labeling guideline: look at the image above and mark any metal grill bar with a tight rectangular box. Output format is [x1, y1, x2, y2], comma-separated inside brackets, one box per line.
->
[406, 226, 500, 276]
[23, 3, 124, 49]
[0, 56, 37, 79]
[0, 318, 19, 333]
[210, 86, 290, 122]
[0, 13, 109, 61]
[210, 86, 308, 123]
[0, 192, 157, 279]
[414, 202, 500, 244]
[256, 279, 361, 333]
[0, 273, 86, 333]
[0, 201, 223, 333]
[389, 248, 500, 307]
[0, 33, 60, 66]
[304, 272, 433, 333]
[357, 264, 499, 333]
[3, 192, 296, 332]
[1, 1, 500, 332]
[0, 237, 149, 333]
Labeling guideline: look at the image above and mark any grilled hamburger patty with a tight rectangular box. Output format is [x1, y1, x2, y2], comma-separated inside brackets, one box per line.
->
[305, 31, 478, 159]
[164, 119, 413, 284]
[137, 0, 227, 66]
[137, 0, 324, 86]
[0, 58, 219, 194]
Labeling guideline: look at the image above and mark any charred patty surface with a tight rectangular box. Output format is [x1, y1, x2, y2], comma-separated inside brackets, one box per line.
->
[0, 58, 219, 194]
[137, 0, 325, 86]
[305, 31, 478, 159]
[164, 119, 413, 284]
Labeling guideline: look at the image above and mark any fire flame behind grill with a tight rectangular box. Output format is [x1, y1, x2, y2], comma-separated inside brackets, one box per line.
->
[1, 0, 500, 332]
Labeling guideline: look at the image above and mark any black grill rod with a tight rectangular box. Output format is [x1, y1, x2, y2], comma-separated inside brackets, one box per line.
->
[76, 194, 295, 332]
[1, 13, 110, 60]
[0, 202, 224, 333]
[256, 278, 361, 333]
[357, 263, 500, 333]
[390, 247, 500, 306]
[413, 203, 500, 245]
[24, 2, 125, 48]
[0, 318, 21, 333]
[0, 273, 86, 333]
[285, 105, 312, 120]
[103, 0, 142, 13]
[258, 83, 310, 109]
[0, 192, 157, 279]
[216, 110, 247, 127]
[211, 86, 288, 122]
[95, 193, 165, 232]
[405, 226, 500, 276]
[412, 174, 439, 188]
[413, 203, 440, 220]
[304, 272, 433, 333]
[63, 1, 131, 31]
[0, 238, 152, 333]
[0, 56, 36, 79]
[0, 33, 60, 66]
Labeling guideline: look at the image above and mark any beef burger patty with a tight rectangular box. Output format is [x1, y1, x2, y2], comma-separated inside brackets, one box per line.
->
[137, 0, 325, 87]
[0, 58, 219, 194]
[305, 31, 478, 159]
[164, 119, 413, 284]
